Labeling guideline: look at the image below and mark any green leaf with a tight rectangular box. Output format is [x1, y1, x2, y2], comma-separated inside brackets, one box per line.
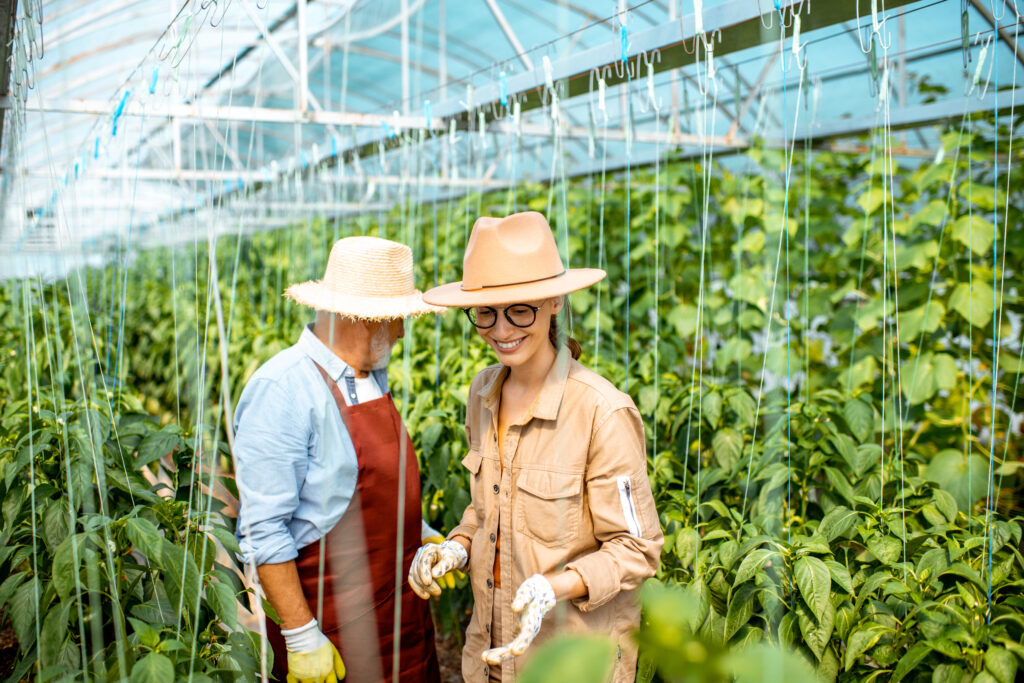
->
[797, 599, 834, 661]
[52, 533, 89, 601]
[844, 626, 885, 671]
[125, 517, 164, 565]
[817, 506, 859, 542]
[712, 428, 743, 469]
[897, 301, 945, 341]
[951, 214, 995, 256]
[733, 549, 775, 586]
[0, 572, 28, 612]
[823, 467, 855, 506]
[948, 280, 995, 328]
[931, 664, 969, 683]
[39, 599, 71, 667]
[727, 391, 756, 430]
[130, 652, 175, 683]
[517, 634, 616, 683]
[667, 304, 699, 338]
[867, 535, 902, 565]
[902, 352, 937, 405]
[931, 353, 958, 391]
[725, 584, 756, 642]
[932, 489, 958, 523]
[137, 426, 182, 469]
[842, 398, 873, 443]
[824, 560, 854, 595]
[984, 646, 1017, 683]
[206, 579, 239, 630]
[891, 643, 931, 682]
[208, 526, 242, 557]
[844, 355, 878, 392]
[794, 556, 831, 618]
[128, 616, 161, 649]
[42, 501, 71, 551]
[702, 391, 723, 429]
[926, 449, 989, 513]
[162, 541, 201, 618]
[9, 579, 39, 648]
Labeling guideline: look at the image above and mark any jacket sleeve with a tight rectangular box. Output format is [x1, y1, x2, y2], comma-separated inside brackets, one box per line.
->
[566, 405, 663, 612]
[233, 378, 310, 567]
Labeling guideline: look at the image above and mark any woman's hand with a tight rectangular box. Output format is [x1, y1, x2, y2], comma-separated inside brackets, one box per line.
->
[408, 540, 468, 598]
[481, 574, 556, 665]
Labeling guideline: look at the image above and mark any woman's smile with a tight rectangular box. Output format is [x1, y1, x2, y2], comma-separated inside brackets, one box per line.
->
[493, 337, 526, 353]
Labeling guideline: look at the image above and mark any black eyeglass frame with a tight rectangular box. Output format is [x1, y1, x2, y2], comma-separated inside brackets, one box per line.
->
[462, 303, 542, 329]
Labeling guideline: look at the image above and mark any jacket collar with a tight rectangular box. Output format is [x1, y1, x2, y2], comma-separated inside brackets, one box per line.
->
[479, 346, 571, 422]
[296, 323, 388, 389]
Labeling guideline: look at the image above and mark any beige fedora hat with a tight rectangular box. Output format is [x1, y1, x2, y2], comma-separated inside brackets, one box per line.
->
[423, 211, 605, 307]
[284, 236, 444, 320]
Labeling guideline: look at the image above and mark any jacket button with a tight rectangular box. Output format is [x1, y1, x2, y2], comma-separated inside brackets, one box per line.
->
[493, 433, 497, 442]
[486, 578, 493, 589]
[493, 484, 499, 493]
[490, 533, 496, 542]
[485, 624, 490, 633]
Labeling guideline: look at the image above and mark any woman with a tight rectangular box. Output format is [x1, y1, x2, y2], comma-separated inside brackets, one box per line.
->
[409, 211, 663, 682]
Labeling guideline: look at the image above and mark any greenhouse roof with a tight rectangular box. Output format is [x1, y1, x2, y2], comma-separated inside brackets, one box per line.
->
[0, 0, 1021, 277]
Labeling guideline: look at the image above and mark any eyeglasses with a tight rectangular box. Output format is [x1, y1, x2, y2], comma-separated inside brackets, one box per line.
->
[463, 303, 541, 329]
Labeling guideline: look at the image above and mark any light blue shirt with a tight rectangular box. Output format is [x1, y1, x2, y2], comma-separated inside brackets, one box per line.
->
[233, 323, 388, 567]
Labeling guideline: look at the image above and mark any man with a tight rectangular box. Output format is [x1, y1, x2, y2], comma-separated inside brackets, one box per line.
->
[233, 235, 446, 682]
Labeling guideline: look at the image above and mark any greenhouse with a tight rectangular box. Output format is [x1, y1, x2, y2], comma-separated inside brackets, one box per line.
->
[0, 0, 1022, 680]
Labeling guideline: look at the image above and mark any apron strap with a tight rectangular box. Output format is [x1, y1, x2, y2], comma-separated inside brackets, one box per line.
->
[310, 359, 352, 430]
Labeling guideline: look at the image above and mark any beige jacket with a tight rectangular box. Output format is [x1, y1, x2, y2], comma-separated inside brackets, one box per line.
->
[449, 350, 664, 682]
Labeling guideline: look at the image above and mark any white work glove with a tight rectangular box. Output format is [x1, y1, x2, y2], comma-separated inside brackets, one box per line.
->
[420, 521, 467, 591]
[281, 619, 346, 683]
[481, 574, 556, 665]
[408, 539, 468, 599]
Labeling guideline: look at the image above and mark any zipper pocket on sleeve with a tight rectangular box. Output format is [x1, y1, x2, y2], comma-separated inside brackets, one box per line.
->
[617, 476, 642, 537]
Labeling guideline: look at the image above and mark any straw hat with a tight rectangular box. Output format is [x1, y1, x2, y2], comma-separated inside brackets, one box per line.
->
[423, 211, 605, 307]
[284, 236, 444, 320]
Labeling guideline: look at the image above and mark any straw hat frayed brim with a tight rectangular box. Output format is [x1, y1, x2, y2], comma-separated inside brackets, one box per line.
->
[285, 281, 445, 320]
[423, 268, 606, 307]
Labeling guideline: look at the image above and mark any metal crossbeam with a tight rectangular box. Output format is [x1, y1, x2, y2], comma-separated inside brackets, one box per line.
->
[0, 96, 441, 129]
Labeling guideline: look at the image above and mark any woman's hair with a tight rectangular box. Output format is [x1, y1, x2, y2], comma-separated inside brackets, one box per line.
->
[549, 309, 582, 360]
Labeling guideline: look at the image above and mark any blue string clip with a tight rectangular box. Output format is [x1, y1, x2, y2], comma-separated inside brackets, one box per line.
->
[93, 137, 100, 159]
[237, 177, 244, 191]
[382, 120, 394, 139]
[620, 26, 628, 63]
[74, 162, 80, 179]
[500, 72, 508, 106]
[112, 90, 131, 136]
[300, 149, 308, 168]
[149, 66, 159, 94]
[331, 135, 338, 157]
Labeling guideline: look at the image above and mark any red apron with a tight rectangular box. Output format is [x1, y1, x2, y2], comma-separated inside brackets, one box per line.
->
[266, 363, 439, 683]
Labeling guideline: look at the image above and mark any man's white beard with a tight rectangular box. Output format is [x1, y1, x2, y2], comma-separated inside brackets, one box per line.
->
[368, 325, 393, 369]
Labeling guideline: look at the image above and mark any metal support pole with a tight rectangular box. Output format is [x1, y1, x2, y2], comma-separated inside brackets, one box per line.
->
[298, 0, 309, 112]
[401, 0, 410, 114]
[483, 0, 535, 71]
[971, 0, 1024, 68]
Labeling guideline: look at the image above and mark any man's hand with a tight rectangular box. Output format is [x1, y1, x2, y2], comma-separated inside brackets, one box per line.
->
[408, 540, 468, 598]
[421, 534, 466, 590]
[282, 619, 346, 683]
[481, 574, 555, 665]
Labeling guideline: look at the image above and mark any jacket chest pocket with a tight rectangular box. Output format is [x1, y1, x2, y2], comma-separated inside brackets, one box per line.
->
[514, 469, 583, 547]
[461, 449, 485, 512]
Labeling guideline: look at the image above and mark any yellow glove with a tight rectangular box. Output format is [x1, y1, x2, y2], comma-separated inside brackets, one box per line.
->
[422, 534, 466, 590]
[282, 620, 346, 683]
